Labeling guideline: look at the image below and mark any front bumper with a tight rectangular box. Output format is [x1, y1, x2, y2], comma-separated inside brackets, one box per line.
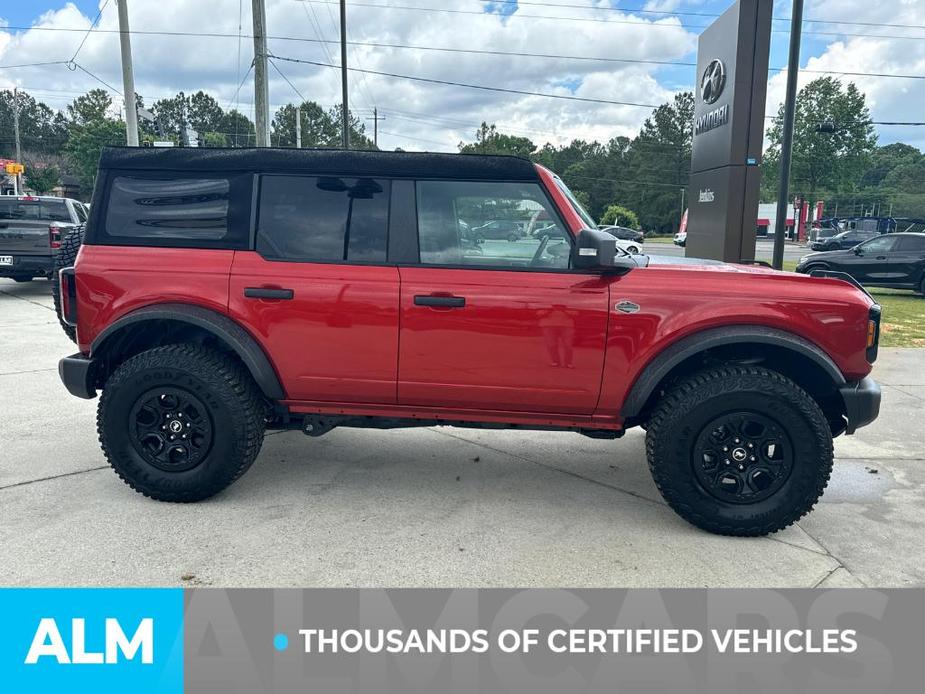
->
[839, 376, 881, 434]
[0, 255, 53, 278]
[58, 353, 97, 399]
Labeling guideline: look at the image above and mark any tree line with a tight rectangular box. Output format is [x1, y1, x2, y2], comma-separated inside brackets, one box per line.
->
[2, 77, 922, 229]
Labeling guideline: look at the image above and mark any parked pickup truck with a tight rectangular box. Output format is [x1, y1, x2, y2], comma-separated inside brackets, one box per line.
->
[0, 195, 88, 282]
[56, 147, 881, 536]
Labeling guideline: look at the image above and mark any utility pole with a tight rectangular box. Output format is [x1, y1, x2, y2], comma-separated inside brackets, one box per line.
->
[295, 106, 302, 148]
[772, 0, 804, 270]
[252, 0, 270, 147]
[339, 0, 349, 149]
[116, 0, 139, 146]
[12, 88, 22, 194]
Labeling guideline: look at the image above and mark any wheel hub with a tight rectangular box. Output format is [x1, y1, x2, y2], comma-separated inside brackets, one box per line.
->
[692, 411, 793, 504]
[128, 388, 214, 472]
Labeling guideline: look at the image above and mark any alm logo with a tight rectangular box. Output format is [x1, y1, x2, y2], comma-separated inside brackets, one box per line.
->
[24, 617, 154, 665]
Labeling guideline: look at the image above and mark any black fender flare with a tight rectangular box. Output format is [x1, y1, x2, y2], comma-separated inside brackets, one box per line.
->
[620, 325, 846, 419]
[91, 303, 285, 400]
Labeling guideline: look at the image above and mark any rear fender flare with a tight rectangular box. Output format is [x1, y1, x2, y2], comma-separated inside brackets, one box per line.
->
[91, 303, 285, 400]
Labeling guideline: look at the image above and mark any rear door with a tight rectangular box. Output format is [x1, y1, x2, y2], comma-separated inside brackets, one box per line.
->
[0, 197, 70, 255]
[890, 234, 925, 287]
[230, 174, 400, 404]
[397, 179, 609, 415]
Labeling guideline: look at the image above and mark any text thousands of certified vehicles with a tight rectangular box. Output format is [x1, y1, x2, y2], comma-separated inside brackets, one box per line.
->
[56, 147, 881, 537]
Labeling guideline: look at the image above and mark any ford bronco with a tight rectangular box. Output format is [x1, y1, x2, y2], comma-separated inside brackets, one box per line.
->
[57, 147, 881, 536]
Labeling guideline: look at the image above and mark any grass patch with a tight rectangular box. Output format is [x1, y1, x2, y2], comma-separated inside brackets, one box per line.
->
[645, 236, 676, 244]
[869, 289, 925, 348]
[777, 261, 924, 347]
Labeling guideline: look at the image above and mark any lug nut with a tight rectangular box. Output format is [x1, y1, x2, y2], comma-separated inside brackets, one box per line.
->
[737, 464, 745, 471]
[750, 456, 756, 461]
[747, 442, 754, 448]
[723, 446, 729, 452]
[734, 438, 741, 444]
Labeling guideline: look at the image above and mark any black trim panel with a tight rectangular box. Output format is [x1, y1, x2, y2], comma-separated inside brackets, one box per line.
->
[839, 376, 881, 434]
[388, 179, 419, 264]
[620, 325, 847, 418]
[91, 303, 285, 400]
[58, 353, 97, 399]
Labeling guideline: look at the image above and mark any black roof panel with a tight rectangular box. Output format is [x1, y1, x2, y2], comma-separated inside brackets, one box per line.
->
[99, 146, 539, 181]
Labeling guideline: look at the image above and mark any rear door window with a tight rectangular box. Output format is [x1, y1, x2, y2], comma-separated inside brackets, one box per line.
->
[102, 174, 251, 248]
[256, 175, 390, 263]
[0, 198, 71, 222]
[897, 235, 925, 253]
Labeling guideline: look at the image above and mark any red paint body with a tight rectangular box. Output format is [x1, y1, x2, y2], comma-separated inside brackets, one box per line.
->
[73, 163, 875, 431]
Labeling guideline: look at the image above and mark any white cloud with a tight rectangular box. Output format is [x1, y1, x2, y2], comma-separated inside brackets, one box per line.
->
[0, 0, 696, 151]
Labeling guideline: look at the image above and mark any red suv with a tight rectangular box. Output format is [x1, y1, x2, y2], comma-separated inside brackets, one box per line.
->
[57, 147, 881, 536]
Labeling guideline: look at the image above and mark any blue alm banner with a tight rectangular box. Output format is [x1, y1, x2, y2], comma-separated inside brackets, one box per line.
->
[0, 588, 184, 693]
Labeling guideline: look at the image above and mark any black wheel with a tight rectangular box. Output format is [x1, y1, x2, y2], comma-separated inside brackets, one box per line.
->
[98, 344, 267, 501]
[803, 263, 829, 274]
[52, 225, 85, 343]
[645, 365, 833, 536]
[627, 245, 639, 254]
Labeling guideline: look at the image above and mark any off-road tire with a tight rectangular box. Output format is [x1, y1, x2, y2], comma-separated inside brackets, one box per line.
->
[51, 225, 85, 342]
[645, 365, 833, 536]
[98, 344, 266, 502]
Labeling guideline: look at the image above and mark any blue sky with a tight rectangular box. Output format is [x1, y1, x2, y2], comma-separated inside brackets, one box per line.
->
[2, 1, 923, 150]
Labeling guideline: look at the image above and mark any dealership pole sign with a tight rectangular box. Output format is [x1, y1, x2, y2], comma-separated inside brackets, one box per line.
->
[686, 0, 772, 263]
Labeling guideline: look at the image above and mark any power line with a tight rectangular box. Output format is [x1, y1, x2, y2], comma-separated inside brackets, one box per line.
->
[70, 61, 123, 96]
[268, 57, 306, 102]
[270, 54, 663, 108]
[68, 0, 110, 63]
[306, 1, 925, 41]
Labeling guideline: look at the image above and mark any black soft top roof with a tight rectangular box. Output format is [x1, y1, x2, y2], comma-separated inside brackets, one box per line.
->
[99, 146, 539, 181]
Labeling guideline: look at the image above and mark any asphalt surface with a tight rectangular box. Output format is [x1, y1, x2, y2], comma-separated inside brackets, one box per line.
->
[644, 238, 807, 262]
[1, 277, 922, 588]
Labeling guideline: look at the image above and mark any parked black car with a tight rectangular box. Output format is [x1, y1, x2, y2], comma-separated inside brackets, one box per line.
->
[599, 225, 645, 243]
[809, 229, 878, 251]
[470, 219, 523, 242]
[796, 232, 925, 294]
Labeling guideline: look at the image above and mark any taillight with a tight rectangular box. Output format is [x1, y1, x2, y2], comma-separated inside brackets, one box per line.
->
[49, 225, 62, 249]
[866, 305, 881, 363]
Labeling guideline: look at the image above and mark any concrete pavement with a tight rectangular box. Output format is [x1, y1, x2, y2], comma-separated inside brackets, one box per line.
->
[1, 278, 922, 588]
[644, 238, 807, 262]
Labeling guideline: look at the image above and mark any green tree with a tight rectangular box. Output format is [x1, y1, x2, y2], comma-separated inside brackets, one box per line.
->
[459, 123, 536, 158]
[0, 90, 69, 157]
[65, 119, 125, 191]
[188, 91, 224, 134]
[600, 204, 640, 229]
[762, 77, 876, 205]
[219, 110, 256, 147]
[67, 89, 112, 125]
[24, 161, 60, 194]
[623, 91, 694, 233]
[151, 92, 188, 139]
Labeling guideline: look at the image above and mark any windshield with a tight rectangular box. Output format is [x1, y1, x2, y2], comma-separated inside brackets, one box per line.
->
[551, 174, 597, 229]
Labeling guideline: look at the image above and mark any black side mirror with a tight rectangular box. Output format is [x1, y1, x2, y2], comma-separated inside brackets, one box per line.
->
[573, 228, 637, 273]
[853, 247, 863, 255]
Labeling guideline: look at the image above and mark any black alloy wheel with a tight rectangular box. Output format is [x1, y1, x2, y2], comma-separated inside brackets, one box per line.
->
[692, 412, 793, 504]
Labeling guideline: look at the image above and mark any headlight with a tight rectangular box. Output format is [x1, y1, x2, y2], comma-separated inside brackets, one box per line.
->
[799, 256, 811, 265]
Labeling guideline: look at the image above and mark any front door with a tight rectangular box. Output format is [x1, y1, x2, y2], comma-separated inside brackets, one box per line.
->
[230, 174, 399, 403]
[849, 235, 899, 284]
[397, 180, 610, 414]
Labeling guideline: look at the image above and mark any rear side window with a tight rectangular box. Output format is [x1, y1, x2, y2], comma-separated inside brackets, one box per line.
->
[256, 175, 390, 263]
[101, 174, 251, 248]
[897, 235, 925, 252]
[0, 199, 71, 222]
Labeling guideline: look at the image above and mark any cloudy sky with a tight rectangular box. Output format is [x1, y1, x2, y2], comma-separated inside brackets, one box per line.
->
[1, 0, 923, 152]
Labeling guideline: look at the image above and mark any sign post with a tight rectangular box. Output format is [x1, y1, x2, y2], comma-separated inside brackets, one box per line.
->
[685, 0, 772, 263]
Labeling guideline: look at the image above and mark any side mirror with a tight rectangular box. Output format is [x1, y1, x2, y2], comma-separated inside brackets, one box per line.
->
[853, 247, 862, 255]
[572, 228, 637, 273]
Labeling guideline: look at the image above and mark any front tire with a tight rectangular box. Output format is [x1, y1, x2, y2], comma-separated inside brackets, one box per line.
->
[645, 365, 833, 536]
[98, 344, 266, 501]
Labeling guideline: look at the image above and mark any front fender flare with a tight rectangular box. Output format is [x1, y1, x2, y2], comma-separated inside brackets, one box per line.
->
[620, 325, 846, 419]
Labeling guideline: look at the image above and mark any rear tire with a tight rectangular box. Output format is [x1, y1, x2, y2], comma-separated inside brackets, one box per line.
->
[98, 344, 266, 502]
[645, 365, 833, 536]
[627, 245, 639, 254]
[52, 225, 85, 343]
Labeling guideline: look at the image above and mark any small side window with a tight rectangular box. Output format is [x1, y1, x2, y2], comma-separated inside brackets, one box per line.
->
[102, 174, 251, 248]
[256, 175, 390, 263]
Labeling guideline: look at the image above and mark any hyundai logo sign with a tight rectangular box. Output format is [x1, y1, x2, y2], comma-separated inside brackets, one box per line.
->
[700, 59, 726, 104]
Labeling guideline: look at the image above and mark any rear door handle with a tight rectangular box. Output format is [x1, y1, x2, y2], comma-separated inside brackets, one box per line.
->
[414, 295, 466, 308]
[244, 287, 294, 300]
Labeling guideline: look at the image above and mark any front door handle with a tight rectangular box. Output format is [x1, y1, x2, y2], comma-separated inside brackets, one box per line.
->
[414, 295, 466, 308]
[244, 287, 294, 300]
